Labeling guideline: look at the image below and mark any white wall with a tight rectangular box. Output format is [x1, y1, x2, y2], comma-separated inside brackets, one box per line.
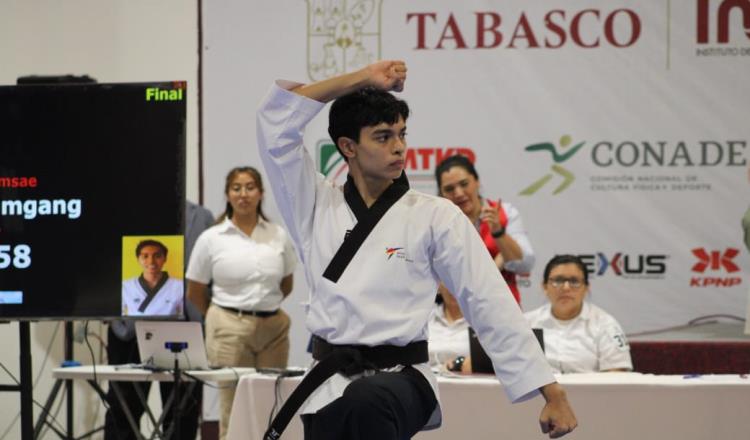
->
[0, 1, 198, 438]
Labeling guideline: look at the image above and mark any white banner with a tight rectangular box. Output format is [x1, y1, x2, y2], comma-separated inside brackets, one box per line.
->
[203, 0, 750, 362]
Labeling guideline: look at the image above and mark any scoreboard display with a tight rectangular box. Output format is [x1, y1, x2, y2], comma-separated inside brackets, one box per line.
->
[0, 82, 186, 320]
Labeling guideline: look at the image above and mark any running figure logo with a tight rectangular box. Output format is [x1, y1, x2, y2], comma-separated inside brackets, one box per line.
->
[519, 135, 585, 196]
[306, 0, 382, 81]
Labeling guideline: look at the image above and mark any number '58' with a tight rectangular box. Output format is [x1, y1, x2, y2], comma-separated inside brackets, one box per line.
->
[0, 244, 31, 269]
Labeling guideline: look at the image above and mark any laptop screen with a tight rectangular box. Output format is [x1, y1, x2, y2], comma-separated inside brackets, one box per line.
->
[469, 327, 545, 374]
[135, 321, 210, 370]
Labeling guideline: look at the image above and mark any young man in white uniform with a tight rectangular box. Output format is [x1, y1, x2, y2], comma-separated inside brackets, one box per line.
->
[257, 60, 577, 439]
[121, 239, 183, 316]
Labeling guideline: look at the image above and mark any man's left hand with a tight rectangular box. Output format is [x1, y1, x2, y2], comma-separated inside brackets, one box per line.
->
[539, 382, 577, 438]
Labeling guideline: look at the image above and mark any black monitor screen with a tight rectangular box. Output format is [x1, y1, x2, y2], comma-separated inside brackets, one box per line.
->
[0, 81, 186, 320]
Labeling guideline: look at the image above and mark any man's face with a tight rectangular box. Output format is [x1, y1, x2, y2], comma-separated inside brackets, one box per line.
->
[349, 116, 407, 183]
[138, 245, 166, 276]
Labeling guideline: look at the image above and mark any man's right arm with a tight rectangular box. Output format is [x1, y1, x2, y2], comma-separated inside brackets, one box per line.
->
[290, 60, 406, 103]
[255, 60, 406, 253]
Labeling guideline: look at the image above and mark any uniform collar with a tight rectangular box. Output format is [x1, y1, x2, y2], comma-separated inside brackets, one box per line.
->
[542, 301, 591, 325]
[343, 171, 410, 221]
[217, 216, 267, 234]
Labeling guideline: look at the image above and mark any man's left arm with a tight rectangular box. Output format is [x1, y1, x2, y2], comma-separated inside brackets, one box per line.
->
[432, 208, 576, 437]
[433, 209, 552, 399]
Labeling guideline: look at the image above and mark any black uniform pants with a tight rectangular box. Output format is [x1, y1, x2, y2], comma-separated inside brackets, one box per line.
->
[103, 327, 202, 440]
[301, 367, 437, 440]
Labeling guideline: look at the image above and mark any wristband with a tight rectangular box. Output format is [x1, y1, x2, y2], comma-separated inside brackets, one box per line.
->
[491, 226, 506, 238]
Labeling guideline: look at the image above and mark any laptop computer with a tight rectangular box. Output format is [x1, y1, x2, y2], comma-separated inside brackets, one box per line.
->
[469, 327, 544, 374]
[135, 321, 210, 370]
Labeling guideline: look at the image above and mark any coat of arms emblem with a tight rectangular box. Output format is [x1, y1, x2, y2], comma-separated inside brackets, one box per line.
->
[307, 1, 382, 81]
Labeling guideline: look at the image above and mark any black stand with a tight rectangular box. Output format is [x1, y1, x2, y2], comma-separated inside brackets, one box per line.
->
[65, 322, 74, 437]
[12, 74, 98, 440]
[33, 322, 102, 440]
[20, 322, 34, 440]
[0, 322, 34, 440]
[166, 341, 188, 440]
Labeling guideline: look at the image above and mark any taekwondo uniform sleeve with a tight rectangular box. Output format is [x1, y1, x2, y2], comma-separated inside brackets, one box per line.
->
[257, 80, 556, 406]
[256, 80, 326, 272]
[431, 209, 555, 402]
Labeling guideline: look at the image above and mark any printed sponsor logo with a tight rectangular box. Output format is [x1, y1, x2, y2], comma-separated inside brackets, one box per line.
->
[407, 8, 642, 50]
[519, 137, 747, 195]
[579, 252, 668, 279]
[385, 246, 412, 262]
[316, 140, 476, 187]
[317, 141, 349, 182]
[695, 0, 750, 57]
[306, 0, 382, 81]
[403, 147, 475, 182]
[520, 135, 585, 196]
[385, 247, 403, 260]
[689, 247, 742, 287]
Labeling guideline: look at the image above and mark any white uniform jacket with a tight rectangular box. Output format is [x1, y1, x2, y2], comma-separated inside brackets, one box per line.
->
[524, 302, 633, 373]
[257, 81, 554, 428]
[121, 276, 183, 317]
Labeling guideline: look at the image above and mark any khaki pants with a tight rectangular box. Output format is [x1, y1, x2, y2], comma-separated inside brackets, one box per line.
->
[206, 304, 290, 440]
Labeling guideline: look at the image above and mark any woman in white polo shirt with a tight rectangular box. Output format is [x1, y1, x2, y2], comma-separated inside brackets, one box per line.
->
[185, 166, 296, 440]
[524, 255, 632, 374]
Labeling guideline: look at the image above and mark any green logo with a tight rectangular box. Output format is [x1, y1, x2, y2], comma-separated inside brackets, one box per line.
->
[317, 140, 348, 181]
[520, 135, 585, 195]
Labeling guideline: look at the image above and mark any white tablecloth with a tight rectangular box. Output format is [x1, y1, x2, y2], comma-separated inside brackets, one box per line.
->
[52, 365, 255, 382]
[52, 365, 256, 439]
[227, 372, 750, 440]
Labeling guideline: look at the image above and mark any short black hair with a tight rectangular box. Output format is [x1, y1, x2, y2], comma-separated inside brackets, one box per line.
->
[542, 254, 589, 285]
[328, 87, 410, 161]
[135, 239, 168, 258]
[434, 154, 479, 190]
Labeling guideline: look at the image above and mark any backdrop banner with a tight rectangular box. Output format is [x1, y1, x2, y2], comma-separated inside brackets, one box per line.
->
[203, 1, 750, 361]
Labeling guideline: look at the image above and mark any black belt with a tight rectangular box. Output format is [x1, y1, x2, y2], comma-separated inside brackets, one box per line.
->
[311, 336, 428, 369]
[213, 303, 278, 317]
[264, 336, 428, 440]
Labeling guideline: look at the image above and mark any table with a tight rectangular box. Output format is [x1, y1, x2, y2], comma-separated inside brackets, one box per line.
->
[52, 365, 255, 440]
[627, 321, 750, 374]
[52, 365, 254, 383]
[227, 372, 750, 440]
